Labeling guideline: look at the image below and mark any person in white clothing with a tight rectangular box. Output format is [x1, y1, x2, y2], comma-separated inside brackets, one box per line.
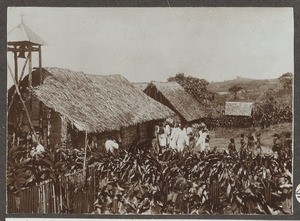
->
[105, 137, 119, 154]
[164, 122, 171, 146]
[157, 123, 167, 149]
[177, 126, 189, 152]
[170, 124, 179, 150]
[30, 140, 45, 159]
[36, 143, 45, 154]
[201, 129, 208, 152]
[195, 128, 208, 152]
[186, 125, 193, 136]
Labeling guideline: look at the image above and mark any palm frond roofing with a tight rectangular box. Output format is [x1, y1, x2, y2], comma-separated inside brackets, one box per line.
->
[225, 102, 253, 116]
[146, 81, 206, 122]
[32, 68, 174, 133]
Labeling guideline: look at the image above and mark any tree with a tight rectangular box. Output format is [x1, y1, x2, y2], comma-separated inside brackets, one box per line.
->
[167, 73, 215, 103]
[279, 72, 293, 92]
[228, 85, 243, 100]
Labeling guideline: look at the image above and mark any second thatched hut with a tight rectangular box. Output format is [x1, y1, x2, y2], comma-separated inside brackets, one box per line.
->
[143, 81, 206, 125]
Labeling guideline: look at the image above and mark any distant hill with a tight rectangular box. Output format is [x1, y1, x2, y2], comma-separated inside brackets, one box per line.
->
[208, 77, 279, 93]
[206, 76, 292, 110]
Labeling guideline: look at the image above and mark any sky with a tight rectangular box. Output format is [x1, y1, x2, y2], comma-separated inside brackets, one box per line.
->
[7, 7, 294, 88]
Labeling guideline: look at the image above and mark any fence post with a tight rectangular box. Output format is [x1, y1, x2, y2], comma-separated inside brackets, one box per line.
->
[52, 182, 57, 213]
[43, 182, 46, 213]
[59, 175, 63, 212]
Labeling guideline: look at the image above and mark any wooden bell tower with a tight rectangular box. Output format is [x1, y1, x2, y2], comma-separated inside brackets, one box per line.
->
[7, 14, 46, 141]
[7, 14, 46, 87]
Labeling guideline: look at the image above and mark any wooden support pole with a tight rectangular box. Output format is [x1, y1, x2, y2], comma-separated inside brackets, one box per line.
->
[7, 63, 37, 141]
[8, 53, 30, 113]
[38, 45, 43, 129]
[83, 132, 88, 180]
[28, 47, 32, 116]
[13, 45, 18, 84]
[39, 45, 42, 84]
[28, 47, 32, 88]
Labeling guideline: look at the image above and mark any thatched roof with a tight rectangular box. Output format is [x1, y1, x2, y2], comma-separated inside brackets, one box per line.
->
[132, 82, 149, 91]
[32, 68, 174, 133]
[144, 81, 206, 122]
[225, 102, 253, 116]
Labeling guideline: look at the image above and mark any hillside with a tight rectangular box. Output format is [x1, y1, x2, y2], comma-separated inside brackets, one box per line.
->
[207, 76, 291, 104]
[208, 76, 279, 93]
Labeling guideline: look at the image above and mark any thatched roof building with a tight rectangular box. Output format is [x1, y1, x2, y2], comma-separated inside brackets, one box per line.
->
[225, 102, 253, 117]
[144, 81, 206, 123]
[8, 67, 175, 148]
[31, 68, 174, 133]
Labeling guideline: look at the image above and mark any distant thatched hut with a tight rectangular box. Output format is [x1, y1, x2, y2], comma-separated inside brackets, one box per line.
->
[8, 67, 174, 149]
[225, 102, 253, 117]
[222, 101, 254, 128]
[143, 81, 206, 124]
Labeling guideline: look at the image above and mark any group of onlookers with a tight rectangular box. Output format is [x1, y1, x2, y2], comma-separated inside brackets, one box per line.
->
[154, 119, 292, 162]
[156, 122, 189, 153]
[155, 121, 211, 154]
[225, 130, 292, 161]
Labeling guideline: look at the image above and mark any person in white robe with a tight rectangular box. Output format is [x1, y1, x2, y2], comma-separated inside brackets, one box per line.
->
[157, 124, 167, 149]
[186, 126, 193, 136]
[170, 124, 179, 150]
[165, 123, 171, 146]
[105, 138, 119, 154]
[195, 128, 208, 152]
[201, 129, 208, 151]
[177, 126, 189, 152]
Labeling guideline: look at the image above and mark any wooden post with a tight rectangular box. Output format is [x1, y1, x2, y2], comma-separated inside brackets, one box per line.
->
[28, 47, 32, 88]
[14, 45, 18, 84]
[52, 180, 57, 213]
[28, 46, 33, 121]
[7, 63, 37, 141]
[39, 45, 42, 84]
[83, 132, 88, 179]
[38, 45, 43, 134]
[8, 53, 30, 113]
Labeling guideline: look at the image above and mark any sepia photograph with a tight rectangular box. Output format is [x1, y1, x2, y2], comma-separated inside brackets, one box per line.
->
[6, 7, 293, 215]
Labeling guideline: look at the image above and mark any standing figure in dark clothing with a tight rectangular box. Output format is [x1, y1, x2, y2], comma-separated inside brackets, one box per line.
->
[228, 138, 237, 156]
[272, 133, 282, 159]
[247, 134, 255, 151]
[284, 132, 292, 158]
[255, 132, 262, 156]
[239, 133, 247, 159]
[240, 133, 246, 148]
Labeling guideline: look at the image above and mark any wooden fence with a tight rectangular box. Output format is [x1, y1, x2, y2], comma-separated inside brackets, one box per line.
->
[7, 165, 99, 214]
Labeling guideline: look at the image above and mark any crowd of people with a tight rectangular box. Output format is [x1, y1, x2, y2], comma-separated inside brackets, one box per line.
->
[151, 119, 292, 165]
[154, 121, 211, 155]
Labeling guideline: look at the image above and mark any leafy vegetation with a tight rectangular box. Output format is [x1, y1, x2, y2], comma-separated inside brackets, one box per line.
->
[7, 140, 84, 192]
[88, 139, 292, 214]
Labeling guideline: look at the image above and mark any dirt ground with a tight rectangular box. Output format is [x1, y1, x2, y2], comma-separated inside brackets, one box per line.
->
[207, 122, 292, 154]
